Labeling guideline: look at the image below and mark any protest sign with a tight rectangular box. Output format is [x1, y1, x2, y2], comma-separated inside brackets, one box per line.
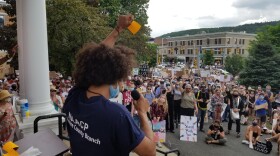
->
[132, 68, 139, 76]
[180, 116, 197, 142]
[139, 64, 149, 77]
[122, 91, 132, 106]
[201, 70, 210, 77]
[152, 120, 166, 143]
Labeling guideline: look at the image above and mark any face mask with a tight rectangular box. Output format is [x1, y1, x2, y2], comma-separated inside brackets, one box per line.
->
[233, 94, 238, 98]
[252, 122, 258, 126]
[259, 95, 264, 100]
[109, 84, 119, 99]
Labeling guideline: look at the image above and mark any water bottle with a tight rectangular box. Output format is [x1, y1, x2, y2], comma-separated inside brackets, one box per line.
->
[19, 99, 29, 118]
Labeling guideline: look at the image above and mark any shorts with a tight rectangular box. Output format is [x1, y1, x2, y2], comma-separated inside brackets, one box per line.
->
[256, 115, 266, 123]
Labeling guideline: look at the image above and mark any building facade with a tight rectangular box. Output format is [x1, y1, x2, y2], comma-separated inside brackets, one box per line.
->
[158, 32, 256, 67]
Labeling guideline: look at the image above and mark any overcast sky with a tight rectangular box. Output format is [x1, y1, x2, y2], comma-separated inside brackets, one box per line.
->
[147, 0, 280, 37]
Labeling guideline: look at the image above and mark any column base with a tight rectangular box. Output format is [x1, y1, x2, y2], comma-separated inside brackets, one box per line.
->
[15, 110, 62, 136]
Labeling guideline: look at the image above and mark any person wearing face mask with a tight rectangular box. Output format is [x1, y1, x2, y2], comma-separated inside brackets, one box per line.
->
[247, 88, 256, 117]
[242, 119, 261, 149]
[155, 81, 165, 98]
[197, 85, 210, 132]
[265, 85, 274, 125]
[173, 82, 182, 128]
[179, 84, 198, 116]
[144, 86, 155, 105]
[205, 120, 226, 145]
[255, 92, 268, 131]
[166, 83, 174, 133]
[63, 15, 156, 156]
[226, 89, 244, 138]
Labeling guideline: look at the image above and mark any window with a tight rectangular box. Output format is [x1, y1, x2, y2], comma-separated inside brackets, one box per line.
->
[239, 39, 242, 44]
[215, 39, 218, 44]
[0, 16, 4, 28]
[183, 41, 186, 46]
[227, 48, 231, 54]
[242, 39, 245, 45]
[175, 41, 177, 46]
[200, 40, 202, 45]
[218, 38, 221, 44]
[191, 40, 193, 45]
[169, 42, 173, 46]
[207, 38, 210, 45]
[235, 39, 238, 44]
[191, 49, 193, 54]
[242, 49, 245, 55]
[196, 40, 199, 45]
[227, 38, 230, 44]
[188, 41, 191, 46]
[234, 49, 237, 54]
[168, 50, 171, 54]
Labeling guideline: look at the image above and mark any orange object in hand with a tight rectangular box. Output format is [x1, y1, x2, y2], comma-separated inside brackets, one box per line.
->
[127, 21, 141, 35]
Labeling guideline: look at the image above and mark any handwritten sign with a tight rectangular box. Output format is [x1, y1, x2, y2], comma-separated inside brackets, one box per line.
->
[180, 116, 197, 142]
[152, 120, 166, 143]
[122, 91, 132, 105]
[139, 64, 149, 77]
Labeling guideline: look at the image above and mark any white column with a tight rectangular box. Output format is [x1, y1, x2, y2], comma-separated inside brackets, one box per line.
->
[21, 0, 54, 116]
[16, 0, 25, 99]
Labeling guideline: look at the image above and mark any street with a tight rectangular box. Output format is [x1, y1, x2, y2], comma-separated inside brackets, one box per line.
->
[164, 121, 279, 156]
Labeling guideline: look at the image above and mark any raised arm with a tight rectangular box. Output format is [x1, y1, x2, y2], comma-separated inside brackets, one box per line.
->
[101, 15, 133, 47]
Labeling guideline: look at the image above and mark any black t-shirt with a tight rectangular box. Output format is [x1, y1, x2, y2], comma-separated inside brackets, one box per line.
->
[197, 91, 210, 109]
[63, 87, 145, 156]
[209, 125, 224, 140]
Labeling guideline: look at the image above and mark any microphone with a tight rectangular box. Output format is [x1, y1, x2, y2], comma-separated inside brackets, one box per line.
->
[131, 89, 152, 121]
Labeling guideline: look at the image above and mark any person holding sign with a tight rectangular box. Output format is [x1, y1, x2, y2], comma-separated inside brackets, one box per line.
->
[255, 92, 268, 130]
[63, 15, 156, 156]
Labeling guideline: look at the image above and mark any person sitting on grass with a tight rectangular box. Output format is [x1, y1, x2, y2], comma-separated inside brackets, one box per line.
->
[205, 120, 227, 145]
[242, 119, 261, 149]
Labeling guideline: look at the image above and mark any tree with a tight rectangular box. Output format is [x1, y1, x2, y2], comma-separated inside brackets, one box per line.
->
[203, 50, 214, 66]
[145, 43, 157, 68]
[258, 24, 280, 52]
[239, 36, 280, 90]
[46, 0, 110, 76]
[224, 54, 244, 77]
[0, 0, 18, 69]
[94, 0, 151, 63]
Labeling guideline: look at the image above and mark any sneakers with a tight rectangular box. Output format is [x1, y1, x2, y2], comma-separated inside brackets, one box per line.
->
[249, 142, 253, 149]
[236, 133, 241, 138]
[242, 140, 249, 145]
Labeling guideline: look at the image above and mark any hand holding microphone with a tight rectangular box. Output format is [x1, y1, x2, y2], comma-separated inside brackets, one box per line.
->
[131, 89, 151, 120]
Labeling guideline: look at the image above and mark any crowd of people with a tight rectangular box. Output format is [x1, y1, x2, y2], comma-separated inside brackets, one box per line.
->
[113, 73, 280, 150]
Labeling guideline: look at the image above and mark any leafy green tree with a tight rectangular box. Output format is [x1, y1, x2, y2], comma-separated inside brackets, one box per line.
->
[239, 36, 280, 90]
[46, 0, 110, 76]
[0, 0, 18, 69]
[145, 43, 157, 67]
[258, 24, 280, 52]
[93, 0, 151, 63]
[224, 54, 244, 77]
[203, 50, 214, 66]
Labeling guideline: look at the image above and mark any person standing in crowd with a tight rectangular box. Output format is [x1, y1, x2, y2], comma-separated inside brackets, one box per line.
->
[144, 86, 155, 105]
[173, 81, 182, 128]
[50, 85, 63, 112]
[180, 84, 198, 116]
[205, 120, 226, 145]
[197, 85, 210, 132]
[226, 89, 244, 138]
[166, 83, 174, 133]
[155, 81, 165, 98]
[247, 88, 256, 117]
[63, 15, 156, 156]
[242, 119, 261, 149]
[211, 89, 224, 122]
[255, 92, 268, 130]
[0, 90, 16, 143]
[222, 88, 231, 122]
[265, 85, 274, 124]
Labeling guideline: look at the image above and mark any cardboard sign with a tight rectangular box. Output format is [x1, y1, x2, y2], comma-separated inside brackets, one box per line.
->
[201, 70, 210, 77]
[152, 120, 166, 143]
[255, 103, 268, 110]
[180, 116, 197, 142]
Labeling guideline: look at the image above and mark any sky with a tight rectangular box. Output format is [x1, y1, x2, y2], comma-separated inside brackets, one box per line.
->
[147, 0, 280, 37]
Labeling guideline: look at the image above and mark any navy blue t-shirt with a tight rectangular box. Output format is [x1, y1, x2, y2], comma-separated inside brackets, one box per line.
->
[63, 87, 145, 156]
